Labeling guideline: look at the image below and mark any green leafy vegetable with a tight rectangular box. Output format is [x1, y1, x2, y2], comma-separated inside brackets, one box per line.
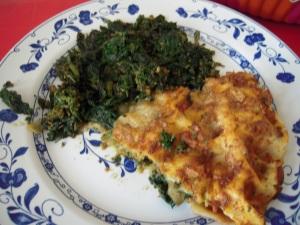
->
[37, 97, 51, 109]
[0, 82, 33, 116]
[160, 130, 175, 150]
[112, 154, 122, 166]
[176, 140, 188, 153]
[84, 105, 117, 129]
[160, 131, 189, 153]
[42, 85, 81, 140]
[149, 170, 175, 207]
[40, 15, 219, 140]
[3, 81, 14, 89]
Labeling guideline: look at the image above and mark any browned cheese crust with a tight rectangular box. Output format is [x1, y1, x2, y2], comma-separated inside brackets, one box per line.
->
[111, 72, 288, 225]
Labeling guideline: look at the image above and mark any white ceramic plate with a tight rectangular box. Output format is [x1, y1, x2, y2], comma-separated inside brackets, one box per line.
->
[0, 0, 299, 224]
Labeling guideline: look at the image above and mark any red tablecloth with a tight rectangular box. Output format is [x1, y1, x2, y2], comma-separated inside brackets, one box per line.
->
[0, 0, 299, 61]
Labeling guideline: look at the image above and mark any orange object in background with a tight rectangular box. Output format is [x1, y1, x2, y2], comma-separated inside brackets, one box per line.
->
[259, 0, 280, 20]
[248, 0, 263, 16]
[213, 0, 300, 24]
[272, 0, 293, 22]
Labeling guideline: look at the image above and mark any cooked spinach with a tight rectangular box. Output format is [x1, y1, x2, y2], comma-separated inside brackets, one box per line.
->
[160, 131, 190, 153]
[139, 156, 152, 166]
[42, 85, 81, 140]
[176, 140, 188, 153]
[40, 15, 219, 140]
[137, 156, 153, 171]
[112, 154, 122, 166]
[160, 130, 175, 150]
[149, 170, 175, 207]
[3, 81, 14, 89]
[0, 82, 33, 116]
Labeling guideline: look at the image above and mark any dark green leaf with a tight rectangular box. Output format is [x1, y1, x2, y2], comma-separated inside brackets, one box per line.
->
[0, 87, 33, 115]
[149, 170, 175, 207]
[160, 131, 175, 150]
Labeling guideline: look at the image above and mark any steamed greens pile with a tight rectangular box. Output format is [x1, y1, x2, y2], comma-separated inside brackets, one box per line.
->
[41, 15, 219, 141]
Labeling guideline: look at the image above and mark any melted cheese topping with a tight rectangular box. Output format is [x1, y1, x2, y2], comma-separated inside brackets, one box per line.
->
[111, 72, 288, 225]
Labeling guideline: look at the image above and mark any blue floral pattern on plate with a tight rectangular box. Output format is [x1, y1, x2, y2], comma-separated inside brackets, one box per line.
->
[29, 23, 268, 225]
[20, 17, 80, 73]
[266, 207, 291, 225]
[80, 128, 137, 177]
[128, 4, 139, 15]
[79, 10, 93, 25]
[176, 6, 296, 83]
[0, 0, 299, 224]
[265, 119, 300, 225]
[20, 3, 139, 73]
[34, 69, 210, 225]
[0, 109, 64, 225]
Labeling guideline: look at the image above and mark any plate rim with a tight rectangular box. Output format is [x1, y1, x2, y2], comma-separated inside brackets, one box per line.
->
[0, 1, 299, 225]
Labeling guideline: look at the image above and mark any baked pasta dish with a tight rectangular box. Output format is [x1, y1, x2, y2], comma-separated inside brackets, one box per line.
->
[104, 72, 288, 225]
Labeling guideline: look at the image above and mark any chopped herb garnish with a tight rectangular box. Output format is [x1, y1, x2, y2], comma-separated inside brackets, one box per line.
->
[160, 130, 175, 150]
